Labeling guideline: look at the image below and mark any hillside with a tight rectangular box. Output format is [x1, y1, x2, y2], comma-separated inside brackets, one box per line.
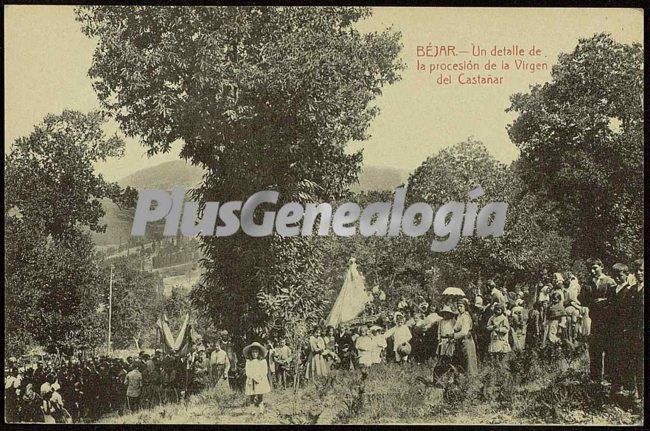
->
[96, 354, 641, 425]
[119, 160, 205, 190]
[93, 161, 411, 246]
[349, 165, 410, 193]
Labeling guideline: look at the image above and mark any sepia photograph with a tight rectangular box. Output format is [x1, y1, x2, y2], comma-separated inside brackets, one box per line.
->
[4, 4, 645, 425]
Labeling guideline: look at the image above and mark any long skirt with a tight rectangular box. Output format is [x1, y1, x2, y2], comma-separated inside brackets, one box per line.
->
[305, 353, 329, 379]
[511, 327, 526, 351]
[213, 364, 231, 392]
[457, 338, 478, 376]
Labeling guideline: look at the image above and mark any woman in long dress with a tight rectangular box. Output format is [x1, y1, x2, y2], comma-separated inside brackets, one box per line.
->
[450, 299, 478, 375]
[243, 342, 271, 414]
[510, 299, 527, 351]
[305, 327, 329, 380]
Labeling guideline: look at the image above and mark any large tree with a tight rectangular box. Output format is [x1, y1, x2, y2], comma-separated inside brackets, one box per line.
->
[77, 6, 404, 339]
[406, 139, 572, 290]
[507, 33, 643, 264]
[5, 110, 135, 354]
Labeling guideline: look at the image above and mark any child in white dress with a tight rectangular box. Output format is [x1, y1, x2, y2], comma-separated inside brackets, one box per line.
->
[244, 342, 271, 414]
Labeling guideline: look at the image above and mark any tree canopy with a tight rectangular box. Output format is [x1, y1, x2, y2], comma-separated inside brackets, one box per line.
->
[5, 111, 135, 354]
[77, 6, 405, 340]
[507, 33, 643, 264]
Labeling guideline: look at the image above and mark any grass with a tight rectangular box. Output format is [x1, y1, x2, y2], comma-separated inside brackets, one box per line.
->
[97, 349, 643, 425]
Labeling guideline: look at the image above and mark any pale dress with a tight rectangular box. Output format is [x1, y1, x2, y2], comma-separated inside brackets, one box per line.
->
[510, 306, 527, 351]
[437, 317, 456, 357]
[453, 312, 479, 375]
[305, 336, 329, 379]
[245, 358, 271, 395]
[487, 314, 512, 353]
[371, 334, 387, 364]
[355, 335, 375, 366]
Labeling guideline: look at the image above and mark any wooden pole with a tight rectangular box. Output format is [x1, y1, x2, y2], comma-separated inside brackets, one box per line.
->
[108, 264, 114, 355]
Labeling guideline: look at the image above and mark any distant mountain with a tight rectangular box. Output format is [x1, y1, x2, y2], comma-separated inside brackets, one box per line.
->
[119, 160, 204, 190]
[93, 161, 411, 246]
[350, 165, 410, 193]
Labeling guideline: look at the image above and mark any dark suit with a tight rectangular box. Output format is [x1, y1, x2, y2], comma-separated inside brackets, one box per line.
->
[579, 274, 616, 381]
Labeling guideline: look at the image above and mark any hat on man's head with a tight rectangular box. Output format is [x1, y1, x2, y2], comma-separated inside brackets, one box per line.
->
[393, 311, 405, 323]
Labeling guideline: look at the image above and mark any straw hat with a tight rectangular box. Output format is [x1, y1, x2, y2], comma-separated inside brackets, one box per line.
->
[393, 311, 405, 323]
[369, 325, 382, 332]
[439, 305, 458, 317]
[243, 342, 267, 360]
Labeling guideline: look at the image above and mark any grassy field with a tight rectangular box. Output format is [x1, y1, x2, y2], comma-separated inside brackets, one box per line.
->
[97, 349, 642, 425]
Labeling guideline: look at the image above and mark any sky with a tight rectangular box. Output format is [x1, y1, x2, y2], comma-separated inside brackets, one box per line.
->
[4, 6, 644, 181]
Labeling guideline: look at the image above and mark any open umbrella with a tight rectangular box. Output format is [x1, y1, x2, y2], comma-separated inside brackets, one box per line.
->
[442, 287, 466, 297]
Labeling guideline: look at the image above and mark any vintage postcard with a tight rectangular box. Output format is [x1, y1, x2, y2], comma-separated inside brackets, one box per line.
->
[4, 5, 645, 426]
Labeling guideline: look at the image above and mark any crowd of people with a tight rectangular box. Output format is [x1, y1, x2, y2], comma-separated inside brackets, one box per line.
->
[5, 257, 644, 422]
[3, 336, 240, 423]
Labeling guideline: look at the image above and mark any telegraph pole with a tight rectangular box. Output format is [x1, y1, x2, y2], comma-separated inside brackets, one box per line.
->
[108, 264, 114, 355]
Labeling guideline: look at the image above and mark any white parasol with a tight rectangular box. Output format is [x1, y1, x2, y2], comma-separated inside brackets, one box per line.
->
[442, 287, 466, 297]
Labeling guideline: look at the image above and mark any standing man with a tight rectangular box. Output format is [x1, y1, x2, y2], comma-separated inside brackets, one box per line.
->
[384, 312, 413, 364]
[273, 338, 293, 389]
[210, 342, 231, 392]
[124, 362, 142, 413]
[609, 263, 635, 394]
[630, 258, 644, 400]
[336, 325, 355, 370]
[580, 258, 616, 383]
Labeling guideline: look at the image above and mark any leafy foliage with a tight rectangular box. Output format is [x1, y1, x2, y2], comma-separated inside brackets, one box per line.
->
[77, 6, 405, 340]
[5, 110, 136, 237]
[103, 257, 164, 349]
[507, 33, 644, 263]
[405, 139, 572, 291]
[5, 111, 135, 354]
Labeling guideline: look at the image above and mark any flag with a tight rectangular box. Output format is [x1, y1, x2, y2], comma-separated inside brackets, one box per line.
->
[156, 313, 191, 354]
